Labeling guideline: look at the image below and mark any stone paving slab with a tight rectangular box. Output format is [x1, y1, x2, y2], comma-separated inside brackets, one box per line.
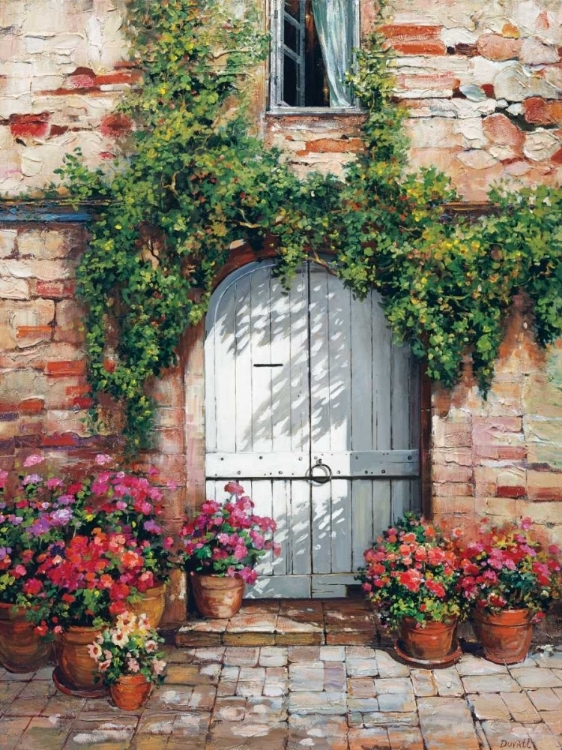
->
[176, 598, 378, 647]
[1, 640, 562, 749]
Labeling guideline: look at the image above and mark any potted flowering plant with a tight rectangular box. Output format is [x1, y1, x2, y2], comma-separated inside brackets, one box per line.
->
[457, 517, 561, 664]
[180, 482, 280, 618]
[0, 455, 80, 672]
[88, 611, 167, 710]
[78, 454, 175, 627]
[357, 513, 468, 666]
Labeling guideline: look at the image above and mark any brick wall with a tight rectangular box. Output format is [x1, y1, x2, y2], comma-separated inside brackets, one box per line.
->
[431, 297, 562, 545]
[1, 1, 562, 546]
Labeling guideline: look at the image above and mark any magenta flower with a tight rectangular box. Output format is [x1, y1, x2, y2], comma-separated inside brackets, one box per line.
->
[22, 474, 42, 486]
[23, 454, 44, 467]
[224, 481, 245, 496]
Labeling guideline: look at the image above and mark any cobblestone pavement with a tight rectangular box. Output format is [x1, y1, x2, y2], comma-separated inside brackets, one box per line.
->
[2, 643, 562, 750]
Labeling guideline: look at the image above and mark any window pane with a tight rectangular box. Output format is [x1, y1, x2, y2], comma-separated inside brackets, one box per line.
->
[283, 55, 298, 107]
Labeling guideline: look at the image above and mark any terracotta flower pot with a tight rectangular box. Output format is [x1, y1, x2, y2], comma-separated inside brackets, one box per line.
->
[190, 572, 245, 618]
[53, 625, 107, 697]
[110, 673, 152, 710]
[472, 608, 533, 664]
[396, 617, 460, 667]
[0, 603, 51, 673]
[129, 581, 167, 628]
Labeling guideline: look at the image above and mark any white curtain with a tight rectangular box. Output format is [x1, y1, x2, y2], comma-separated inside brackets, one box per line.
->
[311, 0, 353, 107]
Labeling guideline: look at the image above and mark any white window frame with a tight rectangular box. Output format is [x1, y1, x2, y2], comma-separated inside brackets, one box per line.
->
[269, 0, 361, 114]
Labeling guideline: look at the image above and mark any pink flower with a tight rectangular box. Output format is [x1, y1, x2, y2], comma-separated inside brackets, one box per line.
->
[224, 481, 245, 496]
[95, 454, 113, 465]
[46, 477, 63, 489]
[23, 454, 44, 467]
[22, 474, 41, 486]
[127, 657, 140, 673]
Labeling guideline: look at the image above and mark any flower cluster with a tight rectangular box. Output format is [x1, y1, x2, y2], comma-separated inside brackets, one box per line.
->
[358, 513, 468, 628]
[180, 482, 281, 584]
[0, 454, 175, 630]
[0, 455, 82, 607]
[32, 529, 167, 632]
[88, 611, 167, 686]
[80, 454, 175, 583]
[457, 518, 561, 619]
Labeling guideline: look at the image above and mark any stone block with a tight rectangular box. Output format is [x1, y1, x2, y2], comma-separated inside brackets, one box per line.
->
[477, 34, 522, 61]
[524, 130, 561, 161]
[500, 690, 541, 723]
[418, 697, 480, 749]
[0, 230, 17, 258]
[0, 258, 74, 282]
[527, 469, 562, 500]
[0, 277, 30, 300]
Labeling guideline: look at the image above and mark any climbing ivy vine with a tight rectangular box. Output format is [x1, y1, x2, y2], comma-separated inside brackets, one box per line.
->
[54, 0, 562, 451]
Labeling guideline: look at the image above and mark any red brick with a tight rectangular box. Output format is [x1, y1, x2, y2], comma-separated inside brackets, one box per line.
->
[497, 446, 527, 461]
[496, 485, 527, 498]
[16, 325, 52, 340]
[100, 113, 133, 138]
[390, 41, 447, 56]
[298, 138, 364, 155]
[45, 360, 86, 377]
[72, 396, 94, 409]
[34, 281, 75, 299]
[95, 70, 142, 86]
[529, 487, 562, 501]
[523, 97, 562, 125]
[477, 34, 522, 61]
[9, 112, 50, 139]
[19, 399, 44, 413]
[41, 433, 80, 448]
[65, 67, 97, 89]
[483, 113, 525, 149]
[379, 24, 442, 40]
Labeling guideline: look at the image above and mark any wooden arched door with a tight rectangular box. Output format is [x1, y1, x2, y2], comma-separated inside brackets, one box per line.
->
[205, 260, 420, 597]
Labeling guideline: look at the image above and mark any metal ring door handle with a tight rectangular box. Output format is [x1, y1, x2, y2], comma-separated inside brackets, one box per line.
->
[308, 460, 332, 485]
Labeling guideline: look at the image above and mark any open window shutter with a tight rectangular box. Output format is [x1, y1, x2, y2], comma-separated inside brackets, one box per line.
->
[282, 0, 306, 106]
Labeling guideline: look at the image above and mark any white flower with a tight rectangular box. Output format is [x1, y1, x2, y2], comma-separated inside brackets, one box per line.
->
[152, 659, 167, 676]
[87, 643, 103, 661]
[145, 639, 158, 653]
[111, 629, 130, 648]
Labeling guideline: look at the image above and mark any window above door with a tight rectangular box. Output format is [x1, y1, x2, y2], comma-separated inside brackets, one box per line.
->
[269, 0, 360, 113]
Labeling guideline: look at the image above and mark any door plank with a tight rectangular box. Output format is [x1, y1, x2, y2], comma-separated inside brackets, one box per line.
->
[350, 284, 374, 452]
[289, 266, 310, 453]
[311, 477, 332, 574]
[290, 480, 312, 576]
[331, 477, 352, 573]
[250, 266, 274, 453]
[351, 479, 374, 571]
[234, 272, 254, 453]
